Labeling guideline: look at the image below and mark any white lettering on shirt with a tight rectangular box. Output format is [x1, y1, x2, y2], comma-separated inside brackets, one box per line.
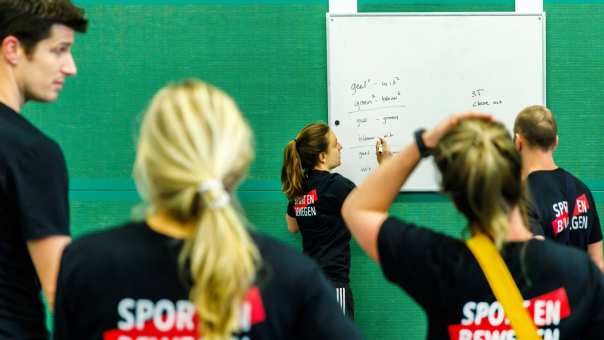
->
[117, 299, 196, 331]
[552, 201, 567, 217]
[451, 289, 568, 340]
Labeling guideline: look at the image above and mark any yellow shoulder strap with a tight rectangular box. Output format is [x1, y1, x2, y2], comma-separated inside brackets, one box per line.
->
[466, 234, 541, 340]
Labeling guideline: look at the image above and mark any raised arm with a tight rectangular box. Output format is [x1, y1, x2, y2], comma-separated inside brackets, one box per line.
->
[342, 112, 492, 262]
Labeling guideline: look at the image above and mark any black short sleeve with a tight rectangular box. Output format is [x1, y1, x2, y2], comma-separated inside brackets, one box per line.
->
[12, 139, 69, 240]
[287, 200, 295, 218]
[377, 216, 462, 310]
[297, 264, 363, 339]
[330, 174, 355, 206]
[587, 190, 602, 244]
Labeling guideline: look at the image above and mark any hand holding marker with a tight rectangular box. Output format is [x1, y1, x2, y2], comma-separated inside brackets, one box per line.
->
[376, 137, 392, 164]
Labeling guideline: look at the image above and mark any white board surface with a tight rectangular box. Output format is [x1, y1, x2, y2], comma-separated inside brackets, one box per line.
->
[327, 13, 545, 191]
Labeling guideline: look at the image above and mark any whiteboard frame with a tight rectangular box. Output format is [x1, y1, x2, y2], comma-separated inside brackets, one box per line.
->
[326, 12, 547, 191]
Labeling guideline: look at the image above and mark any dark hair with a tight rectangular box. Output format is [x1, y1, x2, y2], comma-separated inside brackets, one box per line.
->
[513, 105, 557, 150]
[281, 123, 330, 200]
[0, 0, 88, 53]
[434, 119, 525, 248]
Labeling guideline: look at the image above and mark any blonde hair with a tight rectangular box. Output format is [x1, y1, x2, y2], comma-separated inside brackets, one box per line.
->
[433, 120, 525, 249]
[133, 79, 260, 339]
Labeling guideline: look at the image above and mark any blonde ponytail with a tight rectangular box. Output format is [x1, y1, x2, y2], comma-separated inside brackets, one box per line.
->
[181, 196, 259, 340]
[134, 79, 260, 339]
[433, 120, 524, 249]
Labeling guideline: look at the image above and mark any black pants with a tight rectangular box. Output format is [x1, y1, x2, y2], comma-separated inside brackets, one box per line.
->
[334, 284, 354, 320]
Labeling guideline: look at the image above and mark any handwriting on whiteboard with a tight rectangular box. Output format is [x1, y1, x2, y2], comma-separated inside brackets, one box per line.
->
[349, 76, 406, 113]
[471, 88, 504, 109]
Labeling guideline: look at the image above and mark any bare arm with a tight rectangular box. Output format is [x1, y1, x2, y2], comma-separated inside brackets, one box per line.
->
[588, 241, 604, 272]
[342, 112, 493, 263]
[343, 143, 421, 262]
[27, 235, 71, 311]
[285, 214, 299, 233]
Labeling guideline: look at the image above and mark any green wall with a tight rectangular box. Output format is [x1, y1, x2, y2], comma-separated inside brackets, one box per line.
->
[24, 1, 603, 338]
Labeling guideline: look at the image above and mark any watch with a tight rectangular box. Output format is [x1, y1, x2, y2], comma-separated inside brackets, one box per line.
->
[414, 128, 431, 158]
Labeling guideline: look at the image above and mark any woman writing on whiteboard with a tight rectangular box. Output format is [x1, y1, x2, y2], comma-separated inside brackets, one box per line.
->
[281, 124, 390, 319]
[341, 113, 604, 339]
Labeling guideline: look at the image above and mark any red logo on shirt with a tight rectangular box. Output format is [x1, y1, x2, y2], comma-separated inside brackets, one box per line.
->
[447, 288, 570, 339]
[104, 287, 265, 340]
[293, 189, 318, 209]
[293, 189, 318, 217]
[550, 194, 590, 236]
[573, 194, 589, 216]
[551, 209, 569, 236]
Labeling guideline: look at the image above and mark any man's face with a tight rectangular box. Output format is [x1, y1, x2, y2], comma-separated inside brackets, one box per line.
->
[16, 24, 77, 103]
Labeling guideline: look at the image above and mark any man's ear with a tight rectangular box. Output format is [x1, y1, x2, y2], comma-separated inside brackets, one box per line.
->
[2, 36, 22, 66]
[514, 133, 523, 152]
[552, 135, 559, 151]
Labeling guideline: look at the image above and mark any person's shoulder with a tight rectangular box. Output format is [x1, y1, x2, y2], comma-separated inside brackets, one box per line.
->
[560, 168, 593, 193]
[526, 169, 566, 201]
[528, 238, 593, 274]
[9, 133, 64, 176]
[0, 106, 51, 143]
[380, 215, 466, 251]
[63, 221, 148, 261]
[527, 168, 563, 185]
[330, 172, 352, 182]
[327, 172, 356, 189]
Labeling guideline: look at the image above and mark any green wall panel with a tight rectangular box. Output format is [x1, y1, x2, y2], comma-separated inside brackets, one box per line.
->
[21, 2, 603, 338]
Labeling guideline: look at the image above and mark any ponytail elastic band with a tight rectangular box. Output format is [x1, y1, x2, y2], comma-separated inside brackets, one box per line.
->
[198, 180, 230, 209]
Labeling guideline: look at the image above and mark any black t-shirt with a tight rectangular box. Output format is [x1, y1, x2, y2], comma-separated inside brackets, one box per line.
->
[378, 216, 604, 339]
[287, 170, 355, 285]
[527, 168, 602, 250]
[54, 221, 363, 340]
[0, 102, 70, 338]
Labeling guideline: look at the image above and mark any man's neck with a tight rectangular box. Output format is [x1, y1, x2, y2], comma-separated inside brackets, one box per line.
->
[521, 148, 558, 178]
[505, 206, 534, 242]
[0, 66, 24, 113]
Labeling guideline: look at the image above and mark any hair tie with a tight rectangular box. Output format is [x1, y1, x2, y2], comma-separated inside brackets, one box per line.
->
[198, 180, 230, 209]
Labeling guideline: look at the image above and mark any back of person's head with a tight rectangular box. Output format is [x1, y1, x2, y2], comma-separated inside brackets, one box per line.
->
[433, 119, 524, 248]
[281, 123, 330, 200]
[134, 79, 260, 340]
[513, 105, 557, 151]
[0, 0, 88, 53]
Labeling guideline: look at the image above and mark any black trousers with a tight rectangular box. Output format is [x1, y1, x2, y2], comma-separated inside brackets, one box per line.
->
[334, 284, 354, 320]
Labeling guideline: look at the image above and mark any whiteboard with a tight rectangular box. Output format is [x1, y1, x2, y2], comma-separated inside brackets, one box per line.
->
[327, 13, 545, 191]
